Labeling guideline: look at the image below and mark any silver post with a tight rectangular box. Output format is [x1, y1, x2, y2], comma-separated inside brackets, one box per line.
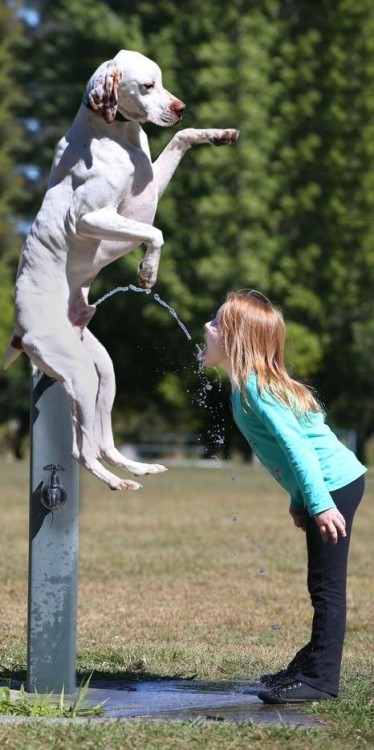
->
[27, 371, 79, 694]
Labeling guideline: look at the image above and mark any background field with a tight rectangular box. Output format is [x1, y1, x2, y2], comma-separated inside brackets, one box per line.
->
[0, 459, 373, 748]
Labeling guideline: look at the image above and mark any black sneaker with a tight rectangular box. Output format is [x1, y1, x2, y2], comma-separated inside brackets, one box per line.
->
[260, 643, 312, 687]
[259, 667, 295, 687]
[258, 680, 335, 704]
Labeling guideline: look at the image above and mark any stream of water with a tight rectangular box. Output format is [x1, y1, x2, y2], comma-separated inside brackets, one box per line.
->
[94, 284, 225, 459]
[94, 284, 192, 340]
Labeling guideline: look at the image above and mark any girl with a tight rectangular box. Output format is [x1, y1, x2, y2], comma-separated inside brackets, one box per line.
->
[201, 290, 366, 704]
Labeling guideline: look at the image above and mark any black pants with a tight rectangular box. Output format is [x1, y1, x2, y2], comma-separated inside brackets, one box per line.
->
[293, 474, 365, 696]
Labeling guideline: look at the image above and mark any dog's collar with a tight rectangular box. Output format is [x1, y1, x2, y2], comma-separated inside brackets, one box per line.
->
[82, 92, 130, 122]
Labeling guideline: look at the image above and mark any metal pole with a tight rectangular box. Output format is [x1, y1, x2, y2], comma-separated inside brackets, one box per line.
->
[27, 371, 79, 694]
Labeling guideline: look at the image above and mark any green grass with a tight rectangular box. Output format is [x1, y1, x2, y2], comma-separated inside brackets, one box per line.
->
[0, 459, 373, 748]
[0, 678, 104, 718]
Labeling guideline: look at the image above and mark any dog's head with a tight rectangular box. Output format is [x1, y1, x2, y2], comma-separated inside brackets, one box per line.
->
[84, 50, 185, 126]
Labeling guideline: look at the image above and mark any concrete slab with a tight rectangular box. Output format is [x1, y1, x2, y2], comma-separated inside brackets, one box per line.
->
[84, 678, 324, 727]
[0, 678, 325, 727]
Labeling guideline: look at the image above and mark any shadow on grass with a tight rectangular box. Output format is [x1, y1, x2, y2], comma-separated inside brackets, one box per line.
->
[0, 666, 262, 696]
[0, 667, 206, 691]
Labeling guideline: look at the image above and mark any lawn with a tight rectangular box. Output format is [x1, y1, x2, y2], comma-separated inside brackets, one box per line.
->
[0, 458, 373, 748]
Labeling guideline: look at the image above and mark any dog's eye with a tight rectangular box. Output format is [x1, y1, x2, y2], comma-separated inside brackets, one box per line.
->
[143, 82, 154, 90]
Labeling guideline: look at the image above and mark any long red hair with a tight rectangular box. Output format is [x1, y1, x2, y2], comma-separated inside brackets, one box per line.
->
[218, 291, 322, 415]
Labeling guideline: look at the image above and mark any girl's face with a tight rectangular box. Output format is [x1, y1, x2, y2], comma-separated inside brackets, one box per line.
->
[201, 309, 228, 369]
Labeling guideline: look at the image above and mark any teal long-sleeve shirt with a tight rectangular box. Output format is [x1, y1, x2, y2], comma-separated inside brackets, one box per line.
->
[231, 374, 366, 516]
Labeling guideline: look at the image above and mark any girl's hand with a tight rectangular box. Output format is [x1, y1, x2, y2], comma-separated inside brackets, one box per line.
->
[313, 508, 346, 544]
[289, 507, 307, 532]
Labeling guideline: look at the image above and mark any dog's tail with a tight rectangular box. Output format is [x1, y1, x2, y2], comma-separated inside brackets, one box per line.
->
[4, 333, 23, 370]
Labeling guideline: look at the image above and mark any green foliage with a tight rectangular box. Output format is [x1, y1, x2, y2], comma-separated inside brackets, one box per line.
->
[0, 4, 24, 353]
[0, 677, 105, 717]
[12, 0, 142, 214]
[270, 0, 374, 456]
[2, 0, 374, 458]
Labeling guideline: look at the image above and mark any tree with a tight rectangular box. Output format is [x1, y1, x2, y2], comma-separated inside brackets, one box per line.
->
[2, 0, 374, 460]
[264, 0, 374, 459]
[13, 0, 142, 218]
[0, 4, 32, 457]
[0, 0, 142, 456]
[92, 0, 327, 453]
[100, 0, 374, 459]
[0, 4, 24, 356]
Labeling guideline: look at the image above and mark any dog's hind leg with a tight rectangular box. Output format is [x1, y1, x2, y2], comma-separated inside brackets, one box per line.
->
[81, 329, 167, 475]
[21, 325, 142, 491]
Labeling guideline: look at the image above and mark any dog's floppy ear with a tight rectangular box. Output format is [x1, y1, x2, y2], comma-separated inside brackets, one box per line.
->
[88, 62, 122, 123]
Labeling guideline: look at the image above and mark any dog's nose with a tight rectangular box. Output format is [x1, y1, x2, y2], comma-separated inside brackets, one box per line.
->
[171, 99, 186, 117]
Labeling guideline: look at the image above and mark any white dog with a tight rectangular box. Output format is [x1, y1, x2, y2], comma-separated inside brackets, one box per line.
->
[4, 50, 239, 490]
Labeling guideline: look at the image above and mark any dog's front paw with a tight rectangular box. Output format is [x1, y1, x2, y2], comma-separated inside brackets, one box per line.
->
[211, 129, 240, 146]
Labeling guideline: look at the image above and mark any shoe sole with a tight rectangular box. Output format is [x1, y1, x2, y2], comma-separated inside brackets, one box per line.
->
[258, 691, 332, 704]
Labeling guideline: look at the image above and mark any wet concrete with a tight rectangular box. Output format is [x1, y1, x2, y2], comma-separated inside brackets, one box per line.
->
[0, 677, 324, 727]
[82, 678, 324, 727]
